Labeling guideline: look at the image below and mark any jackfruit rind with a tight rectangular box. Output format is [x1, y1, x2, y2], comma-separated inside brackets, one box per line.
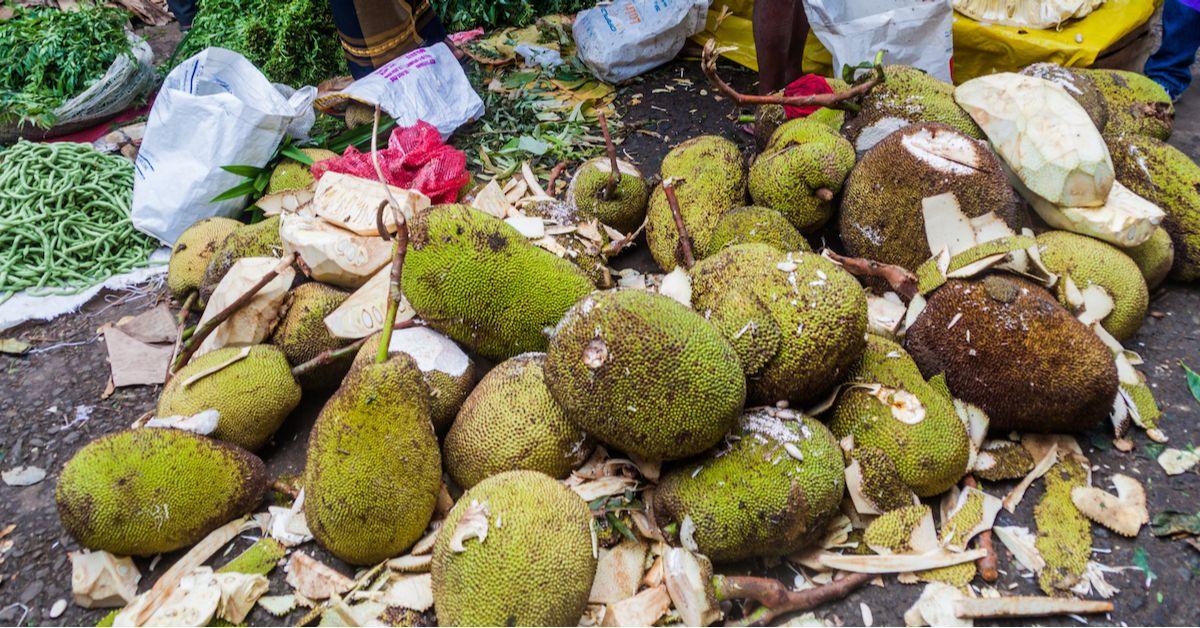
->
[168, 217, 242, 300]
[1123, 375, 1163, 435]
[828, 335, 970, 497]
[199, 216, 284, 306]
[431, 470, 596, 626]
[1106, 133, 1200, 281]
[840, 123, 1027, 272]
[403, 204, 594, 360]
[566, 157, 650, 233]
[703, 206, 810, 257]
[217, 537, 286, 576]
[690, 245, 868, 405]
[1083, 69, 1174, 140]
[1035, 454, 1092, 595]
[444, 353, 591, 489]
[545, 289, 746, 461]
[304, 356, 441, 565]
[914, 235, 1037, 295]
[904, 276, 1119, 433]
[157, 345, 301, 451]
[56, 428, 267, 556]
[1019, 63, 1109, 133]
[654, 409, 845, 562]
[862, 504, 931, 554]
[843, 66, 983, 152]
[271, 283, 353, 390]
[749, 119, 856, 232]
[1122, 226, 1174, 290]
[1035, 231, 1149, 341]
[351, 327, 476, 432]
[973, 440, 1035, 482]
[851, 446, 918, 512]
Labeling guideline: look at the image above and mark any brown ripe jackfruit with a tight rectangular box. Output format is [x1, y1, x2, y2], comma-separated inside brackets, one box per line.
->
[904, 275, 1118, 433]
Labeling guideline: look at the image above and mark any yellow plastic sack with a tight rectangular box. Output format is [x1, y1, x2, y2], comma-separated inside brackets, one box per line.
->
[694, 0, 1157, 83]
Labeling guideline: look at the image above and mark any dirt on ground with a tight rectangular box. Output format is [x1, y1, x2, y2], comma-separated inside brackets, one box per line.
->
[1, 31, 1199, 628]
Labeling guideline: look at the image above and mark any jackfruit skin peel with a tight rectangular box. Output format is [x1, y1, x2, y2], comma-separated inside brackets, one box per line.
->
[1122, 226, 1174, 290]
[1036, 231, 1149, 341]
[271, 283, 353, 391]
[851, 446, 918, 512]
[157, 345, 302, 451]
[545, 289, 746, 461]
[1035, 454, 1092, 595]
[403, 204, 595, 361]
[862, 504, 929, 553]
[704, 206, 810, 257]
[431, 470, 597, 626]
[351, 329, 476, 432]
[444, 353, 591, 489]
[690, 244, 867, 405]
[829, 335, 970, 497]
[1083, 69, 1174, 140]
[654, 409, 845, 562]
[749, 119, 856, 232]
[905, 276, 1119, 433]
[843, 65, 983, 150]
[168, 217, 242, 300]
[304, 356, 441, 565]
[567, 156, 649, 233]
[645, 136, 747, 272]
[1106, 133, 1200, 281]
[974, 441, 1035, 482]
[217, 537, 286, 575]
[56, 428, 267, 556]
[199, 216, 284, 306]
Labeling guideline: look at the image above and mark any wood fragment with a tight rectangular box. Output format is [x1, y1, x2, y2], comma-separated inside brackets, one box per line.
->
[954, 596, 1112, 619]
[701, 39, 883, 109]
[714, 572, 874, 627]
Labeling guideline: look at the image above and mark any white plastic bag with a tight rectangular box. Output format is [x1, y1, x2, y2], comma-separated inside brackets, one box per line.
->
[313, 43, 484, 138]
[804, 0, 954, 83]
[131, 48, 317, 245]
[574, 0, 713, 84]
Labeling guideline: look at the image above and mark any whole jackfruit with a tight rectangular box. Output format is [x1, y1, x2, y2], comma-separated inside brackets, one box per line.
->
[168, 217, 242, 301]
[645, 136, 747, 272]
[653, 408, 845, 562]
[703, 206, 810, 257]
[351, 326, 476, 432]
[267, 148, 338, 194]
[843, 65, 983, 153]
[1035, 231, 1149, 341]
[566, 157, 650, 233]
[904, 275, 1119, 433]
[1020, 63, 1109, 132]
[545, 289, 746, 461]
[1082, 69, 1174, 140]
[1035, 454, 1092, 595]
[270, 283, 352, 390]
[402, 204, 595, 361]
[840, 123, 1027, 272]
[199, 216, 284, 306]
[828, 335, 971, 497]
[749, 119, 856, 232]
[690, 244, 867, 405]
[431, 470, 596, 626]
[157, 345, 301, 451]
[444, 353, 590, 490]
[56, 428, 267, 556]
[304, 355, 441, 565]
[1106, 133, 1200, 281]
[1122, 226, 1174, 290]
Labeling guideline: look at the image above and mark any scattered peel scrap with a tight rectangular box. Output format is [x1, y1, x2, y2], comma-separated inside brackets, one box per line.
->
[1070, 474, 1148, 537]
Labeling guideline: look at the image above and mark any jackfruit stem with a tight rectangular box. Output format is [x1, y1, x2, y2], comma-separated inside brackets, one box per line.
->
[546, 161, 567, 198]
[700, 38, 884, 110]
[714, 572, 874, 627]
[166, 291, 198, 383]
[597, 112, 621, 200]
[815, 188, 835, 202]
[368, 105, 412, 365]
[963, 475, 999, 582]
[662, 179, 696, 270]
[822, 249, 918, 301]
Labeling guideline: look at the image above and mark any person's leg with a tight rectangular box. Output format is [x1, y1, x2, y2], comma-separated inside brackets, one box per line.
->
[783, 0, 811, 87]
[1144, 0, 1200, 100]
[166, 0, 198, 30]
[754, 0, 800, 94]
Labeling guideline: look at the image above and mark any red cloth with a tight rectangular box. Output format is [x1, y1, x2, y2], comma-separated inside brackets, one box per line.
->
[312, 120, 469, 204]
[782, 74, 835, 119]
[42, 99, 154, 144]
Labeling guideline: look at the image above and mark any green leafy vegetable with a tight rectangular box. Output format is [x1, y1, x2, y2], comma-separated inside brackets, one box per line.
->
[433, 0, 596, 32]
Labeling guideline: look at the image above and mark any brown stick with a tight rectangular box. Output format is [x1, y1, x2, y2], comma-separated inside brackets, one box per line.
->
[714, 572, 874, 627]
[662, 178, 695, 270]
[603, 217, 647, 257]
[164, 292, 197, 384]
[701, 39, 884, 110]
[823, 249, 918, 301]
[546, 161, 567, 198]
[171, 254, 296, 372]
[271, 479, 300, 500]
[289, 319, 424, 378]
[963, 475, 1000, 582]
[598, 112, 620, 200]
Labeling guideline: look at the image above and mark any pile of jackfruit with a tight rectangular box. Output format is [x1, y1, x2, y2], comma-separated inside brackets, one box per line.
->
[54, 61, 1195, 626]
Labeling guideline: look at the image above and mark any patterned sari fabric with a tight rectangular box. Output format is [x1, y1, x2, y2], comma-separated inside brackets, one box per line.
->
[329, 0, 447, 78]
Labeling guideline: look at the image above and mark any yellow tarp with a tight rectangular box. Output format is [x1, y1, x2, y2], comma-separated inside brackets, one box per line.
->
[692, 0, 1158, 83]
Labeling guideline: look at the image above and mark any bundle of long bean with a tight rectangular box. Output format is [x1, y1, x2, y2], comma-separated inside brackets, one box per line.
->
[0, 141, 158, 302]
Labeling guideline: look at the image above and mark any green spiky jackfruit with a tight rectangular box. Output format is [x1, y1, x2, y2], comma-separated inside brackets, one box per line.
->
[403, 204, 594, 361]
[1020, 63, 1109, 132]
[690, 244, 867, 404]
[703, 206, 810, 257]
[840, 123, 1026, 272]
[654, 408, 845, 562]
[904, 276, 1119, 433]
[645, 136, 747, 272]
[828, 335, 970, 497]
[199, 217, 284, 306]
[1035, 231, 1149, 341]
[843, 66, 983, 152]
[1083, 69, 1174, 140]
[56, 429, 266, 556]
[444, 353, 590, 489]
[157, 345, 301, 451]
[352, 326, 476, 432]
[304, 355, 441, 565]
[749, 119, 855, 232]
[168, 217, 242, 300]
[1106, 133, 1200, 281]
[432, 470, 596, 626]
[1122, 226, 1174, 290]
[271, 283, 352, 390]
[567, 157, 650, 233]
[1035, 454, 1091, 595]
[862, 504, 931, 553]
[267, 148, 338, 194]
[545, 289, 746, 461]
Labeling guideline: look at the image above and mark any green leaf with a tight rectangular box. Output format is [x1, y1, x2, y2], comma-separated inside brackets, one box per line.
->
[210, 180, 257, 203]
[1183, 362, 1200, 405]
[605, 512, 638, 544]
[220, 164, 267, 178]
[515, 135, 549, 155]
[1133, 546, 1157, 586]
[1150, 510, 1200, 537]
[279, 146, 314, 165]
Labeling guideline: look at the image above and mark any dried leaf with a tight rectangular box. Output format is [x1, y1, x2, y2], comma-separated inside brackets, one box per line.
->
[1070, 474, 1148, 537]
[284, 552, 353, 601]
